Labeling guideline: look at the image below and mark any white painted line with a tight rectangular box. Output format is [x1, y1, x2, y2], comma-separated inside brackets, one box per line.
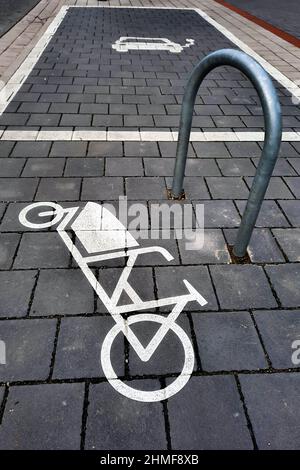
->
[0, 6, 69, 116]
[1, 130, 300, 141]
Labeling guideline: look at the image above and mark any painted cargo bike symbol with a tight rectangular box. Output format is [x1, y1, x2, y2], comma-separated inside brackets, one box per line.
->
[19, 202, 207, 402]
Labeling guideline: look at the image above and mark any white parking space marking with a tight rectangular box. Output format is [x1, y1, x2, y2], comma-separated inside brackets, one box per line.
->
[0, 130, 300, 142]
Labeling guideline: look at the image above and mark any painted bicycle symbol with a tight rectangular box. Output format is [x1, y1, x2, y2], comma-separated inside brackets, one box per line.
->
[19, 202, 207, 402]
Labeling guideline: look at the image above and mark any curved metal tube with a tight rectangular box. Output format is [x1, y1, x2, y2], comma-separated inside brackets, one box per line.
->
[171, 48, 282, 257]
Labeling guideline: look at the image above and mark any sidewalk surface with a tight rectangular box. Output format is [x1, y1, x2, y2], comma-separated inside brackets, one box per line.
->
[0, 1, 299, 451]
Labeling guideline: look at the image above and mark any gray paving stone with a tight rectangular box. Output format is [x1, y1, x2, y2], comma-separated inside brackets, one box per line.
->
[252, 157, 296, 177]
[224, 228, 285, 263]
[278, 200, 300, 226]
[159, 142, 195, 158]
[128, 314, 195, 375]
[144, 158, 175, 176]
[288, 158, 300, 175]
[50, 141, 87, 157]
[35, 177, 81, 201]
[31, 269, 94, 316]
[245, 177, 294, 199]
[254, 310, 300, 369]
[0, 270, 36, 317]
[194, 200, 241, 228]
[0, 141, 15, 157]
[210, 265, 277, 310]
[237, 200, 289, 227]
[225, 141, 261, 158]
[14, 232, 69, 269]
[22, 158, 65, 177]
[85, 381, 166, 450]
[106, 158, 143, 176]
[206, 177, 249, 199]
[125, 142, 159, 157]
[81, 176, 123, 200]
[166, 176, 210, 199]
[11, 141, 51, 158]
[0, 318, 56, 381]
[192, 142, 230, 158]
[0, 233, 20, 269]
[97, 267, 155, 313]
[27, 113, 60, 127]
[126, 177, 166, 200]
[185, 159, 221, 176]
[218, 158, 256, 176]
[0, 178, 38, 202]
[265, 264, 300, 308]
[168, 376, 252, 450]
[284, 177, 300, 198]
[53, 316, 124, 379]
[273, 228, 300, 261]
[0, 383, 84, 449]
[88, 141, 123, 157]
[0, 159, 25, 177]
[240, 373, 300, 450]
[155, 265, 218, 311]
[64, 158, 104, 177]
[178, 229, 230, 264]
[193, 311, 267, 371]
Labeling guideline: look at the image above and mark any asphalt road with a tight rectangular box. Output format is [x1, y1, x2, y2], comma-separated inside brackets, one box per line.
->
[0, 0, 40, 38]
[224, 0, 300, 39]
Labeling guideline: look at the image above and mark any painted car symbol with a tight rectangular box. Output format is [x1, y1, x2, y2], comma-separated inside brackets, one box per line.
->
[112, 37, 195, 53]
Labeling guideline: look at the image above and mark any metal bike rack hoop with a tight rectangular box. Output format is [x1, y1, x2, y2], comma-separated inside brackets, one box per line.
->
[170, 48, 282, 258]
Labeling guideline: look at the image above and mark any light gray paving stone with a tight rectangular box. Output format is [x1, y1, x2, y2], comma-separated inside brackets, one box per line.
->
[237, 200, 290, 227]
[106, 158, 144, 176]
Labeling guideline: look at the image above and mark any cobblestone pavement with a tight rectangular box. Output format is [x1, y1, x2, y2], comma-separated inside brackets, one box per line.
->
[222, 0, 300, 40]
[0, 0, 40, 39]
[0, 5, 300, 450]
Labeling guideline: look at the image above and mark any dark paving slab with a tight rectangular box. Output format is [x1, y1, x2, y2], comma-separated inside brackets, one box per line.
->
[254, 310, 300, 369]
[193, 311, 267, 371]
[85, 381, 167, 450]
[0, 383, 84, 449]
[0, 0, 40, 39]
[240, 373, 300, 449]
[0, 7, 299, 134]
[223, 0, 300, 40]
[168, 375, 253, 449]
[0, 318, 56, 382]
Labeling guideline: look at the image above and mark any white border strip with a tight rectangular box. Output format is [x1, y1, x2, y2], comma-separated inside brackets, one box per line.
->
[0, 129, 299, 141]
[0, 6, 69, 114]
[0, 4, 299, 143]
